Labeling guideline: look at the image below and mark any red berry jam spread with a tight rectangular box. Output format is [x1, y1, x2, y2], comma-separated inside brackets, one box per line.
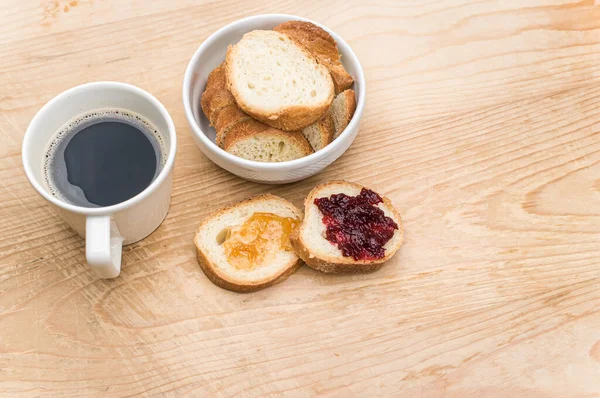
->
[314, 188, 398, 261]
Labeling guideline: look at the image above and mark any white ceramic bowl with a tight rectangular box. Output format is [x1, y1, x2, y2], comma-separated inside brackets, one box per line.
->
[182, 14, 365, 184]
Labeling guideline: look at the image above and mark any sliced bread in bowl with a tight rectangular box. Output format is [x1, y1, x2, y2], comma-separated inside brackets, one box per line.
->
[201, 64, 236, 125]
[273, 21, 354, 94]
[201, 63, 252, 147]
[301, 110, 334, 151]
[202, 63, 317, 159]
[194, 194, 303, 292]
[331, 89, 357, 139]
[223, 119, 313, 162]
[213, 104, 251, 147]
[291, 181, 403, 274]
[225, 30, 334, 131]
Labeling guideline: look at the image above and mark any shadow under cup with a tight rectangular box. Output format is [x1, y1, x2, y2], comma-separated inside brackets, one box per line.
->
[22, 82, 177, 245]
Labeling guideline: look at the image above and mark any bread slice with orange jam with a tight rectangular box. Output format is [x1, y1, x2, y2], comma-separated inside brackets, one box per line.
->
[194, 194, 303, 292]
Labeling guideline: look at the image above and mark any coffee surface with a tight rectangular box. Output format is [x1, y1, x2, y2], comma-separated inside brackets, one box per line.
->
[44, 110, 164, 208]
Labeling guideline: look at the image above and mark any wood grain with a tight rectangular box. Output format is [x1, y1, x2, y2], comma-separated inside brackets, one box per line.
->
[1, 0, 600, 396]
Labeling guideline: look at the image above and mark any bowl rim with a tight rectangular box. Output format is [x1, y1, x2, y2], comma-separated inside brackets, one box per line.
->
[182, 13, 365, 171]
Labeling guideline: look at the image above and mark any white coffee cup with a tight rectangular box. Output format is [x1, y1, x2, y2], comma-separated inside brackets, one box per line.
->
[22, 82, 177, 279]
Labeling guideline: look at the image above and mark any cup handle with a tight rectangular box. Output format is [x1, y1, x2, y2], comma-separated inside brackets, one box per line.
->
[86, 215, 124, 278]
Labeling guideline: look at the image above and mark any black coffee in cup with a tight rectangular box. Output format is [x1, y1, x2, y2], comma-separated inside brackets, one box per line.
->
[44, 109, 165, 208]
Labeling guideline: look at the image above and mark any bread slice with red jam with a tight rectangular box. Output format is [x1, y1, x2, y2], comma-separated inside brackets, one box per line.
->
[290, 181, 403, 274]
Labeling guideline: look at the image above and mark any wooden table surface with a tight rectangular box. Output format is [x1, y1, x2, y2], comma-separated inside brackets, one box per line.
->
[2, 0, 600, 396]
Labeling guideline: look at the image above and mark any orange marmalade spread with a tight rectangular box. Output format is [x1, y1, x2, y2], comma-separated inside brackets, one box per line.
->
[223, 212, 299, 270]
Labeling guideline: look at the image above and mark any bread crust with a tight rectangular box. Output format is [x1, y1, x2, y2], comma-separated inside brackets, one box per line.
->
[201, 64, 236, 124]
[342, 90, 357, 123]
[194, 194, 303, 293]
[274, 21, 354, 94]
[290, 181, 404, 274]
[223, 119, 313, 158]
[202, 63, 252, 147]
[302, 111, 334, 151]
[225, 32, 334, 131]
[213, 104, 251, 147]
[316, 111, 335, 149]
[333, 89, 357, 139]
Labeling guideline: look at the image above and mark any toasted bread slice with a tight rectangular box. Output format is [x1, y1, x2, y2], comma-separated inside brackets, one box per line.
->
[202, 64, 252, 147]
[274, 21, 354, 94]
[194, 194, 303, 293]
[331, 89, 357, 139]
[201, 64, 236, 125]
[202, 63, 315, 159]
[291, 181, 403, 274]
[223, 119, 313, 162]
[301, 110, 334, 151]
[213, 104, 251, 147]
[225, 30, 334, 131]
